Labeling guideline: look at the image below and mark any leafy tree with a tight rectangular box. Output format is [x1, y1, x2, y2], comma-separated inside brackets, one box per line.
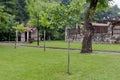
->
[0, 6, 10, 32]
[0, 0, 29, 24]
[13, 24, 25, 48]
[17, 0, 29, 23]
[25, 0, 85, 43]
[25, 0, 58, 46]
[49, 0, 84, 28]
[0, 0, 28, 41]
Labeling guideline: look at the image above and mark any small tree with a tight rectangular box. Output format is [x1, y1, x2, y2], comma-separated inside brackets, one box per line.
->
[40, 12, 50, 51]
[25, 0, 58, 46]
[13, 24, 25, 48]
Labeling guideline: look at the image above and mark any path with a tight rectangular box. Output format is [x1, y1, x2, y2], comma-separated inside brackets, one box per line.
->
[0, 42, 24, 46]
[0, 42, 120, 54]
[25, 45, 120, 54]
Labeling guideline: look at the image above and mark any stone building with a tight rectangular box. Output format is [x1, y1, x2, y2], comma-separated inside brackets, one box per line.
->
[21, 27, 37, 42]
[65, 22, 120, 43]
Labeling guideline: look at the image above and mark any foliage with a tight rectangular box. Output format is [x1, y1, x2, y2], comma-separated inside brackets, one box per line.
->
[13, 24, 25, 32]
[86, 0, 112, 8]
[26, 0, 85, 27]
[25, 0, 85, 40]
[26, 0, 58, 28]
[50, 0, 84, 28]
[0, 6, 10, 32]
[93, 5, 120, 22]
[0, 0, 28, 41]
[1, 0, 29, 23]
[0, 0, 29, 29]
[0, 32, 15, 41]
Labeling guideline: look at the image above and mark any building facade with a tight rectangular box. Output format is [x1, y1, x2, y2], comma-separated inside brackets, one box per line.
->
[21, 27, 38, 42]
[65, 23, 120, 44]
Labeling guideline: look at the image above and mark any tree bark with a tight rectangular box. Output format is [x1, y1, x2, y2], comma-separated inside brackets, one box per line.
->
[15, 30, 18, 49]
[44, 29, 46, 51]
[36, 13, 40, 47]
[81, 0, 98, 53]
[37, 27, 40, 46]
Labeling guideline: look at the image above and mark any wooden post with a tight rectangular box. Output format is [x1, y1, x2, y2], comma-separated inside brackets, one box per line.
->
[67, 29, 70, 74]
[27, 31, 29, 43]
[15, 30, 18, 48]
[36, 13, 40, 47]
[44, 29, 46, 51]
[37, 27, 40, 46]
[65, 27, 68, 41]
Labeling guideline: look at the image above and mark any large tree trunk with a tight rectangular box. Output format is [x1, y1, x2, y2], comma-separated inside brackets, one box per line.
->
[81, 0, 98, 53]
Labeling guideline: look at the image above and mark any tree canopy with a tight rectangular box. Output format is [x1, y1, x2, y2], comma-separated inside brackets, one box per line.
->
[25, 0, 84, 28]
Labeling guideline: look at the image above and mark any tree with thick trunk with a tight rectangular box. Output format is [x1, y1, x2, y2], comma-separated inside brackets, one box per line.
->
[81, 0, 112, 53]
[81, 0, 98, 53]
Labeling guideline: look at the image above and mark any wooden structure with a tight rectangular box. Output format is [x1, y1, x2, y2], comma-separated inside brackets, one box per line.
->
[105, 19, 120, 35]
[65, 23, 109, 42]
[92, 23, 109, 33]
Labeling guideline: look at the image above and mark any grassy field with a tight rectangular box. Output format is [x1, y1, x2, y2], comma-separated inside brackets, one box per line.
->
[26, 41, 120, 51]
[0, 46, 120, 80]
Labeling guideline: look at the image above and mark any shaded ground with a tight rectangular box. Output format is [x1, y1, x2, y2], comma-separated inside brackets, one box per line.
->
[26, 41, 120, 51]
[25, 45, 120, 54]
[0, 42, 120, 54]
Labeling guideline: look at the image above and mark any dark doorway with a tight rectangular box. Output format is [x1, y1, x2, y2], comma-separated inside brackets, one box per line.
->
[29, 32, 31, 39]
[25, 32, 27, 42]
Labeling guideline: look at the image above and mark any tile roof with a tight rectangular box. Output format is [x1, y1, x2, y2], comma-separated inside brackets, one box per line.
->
[26, 27, 37, 32]
[92, 23, 109, 27]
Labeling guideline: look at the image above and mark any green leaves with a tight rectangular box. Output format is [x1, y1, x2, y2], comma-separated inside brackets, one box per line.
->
[25, 0, 85, 29]
[0, 6, 10, 32]
[40, 13, 49, 27]
[49, 0, 85, 28]
[13, 24, 25, 32]
[86, 0, 113, 10]
[0, 0, 28, 32]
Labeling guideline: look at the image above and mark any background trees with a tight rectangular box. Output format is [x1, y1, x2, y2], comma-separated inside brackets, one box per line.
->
[25, 0, 84, 41]
[0, 0, 28, 41]
[0, 6, 10, 32]
[93, 5, 120, 23]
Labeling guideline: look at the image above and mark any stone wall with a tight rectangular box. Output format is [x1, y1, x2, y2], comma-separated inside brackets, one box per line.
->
[65, 27, 120, 44]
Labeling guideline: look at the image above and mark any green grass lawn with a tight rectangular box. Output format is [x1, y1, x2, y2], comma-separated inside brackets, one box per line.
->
[26, 41, 120, 51]
[0, 46, 120, 80]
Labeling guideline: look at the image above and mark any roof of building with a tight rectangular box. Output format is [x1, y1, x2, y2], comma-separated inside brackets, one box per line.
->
[26, 27, 37, 32]
[92, 23, 109, 27]
[81, 22, 109, 27]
